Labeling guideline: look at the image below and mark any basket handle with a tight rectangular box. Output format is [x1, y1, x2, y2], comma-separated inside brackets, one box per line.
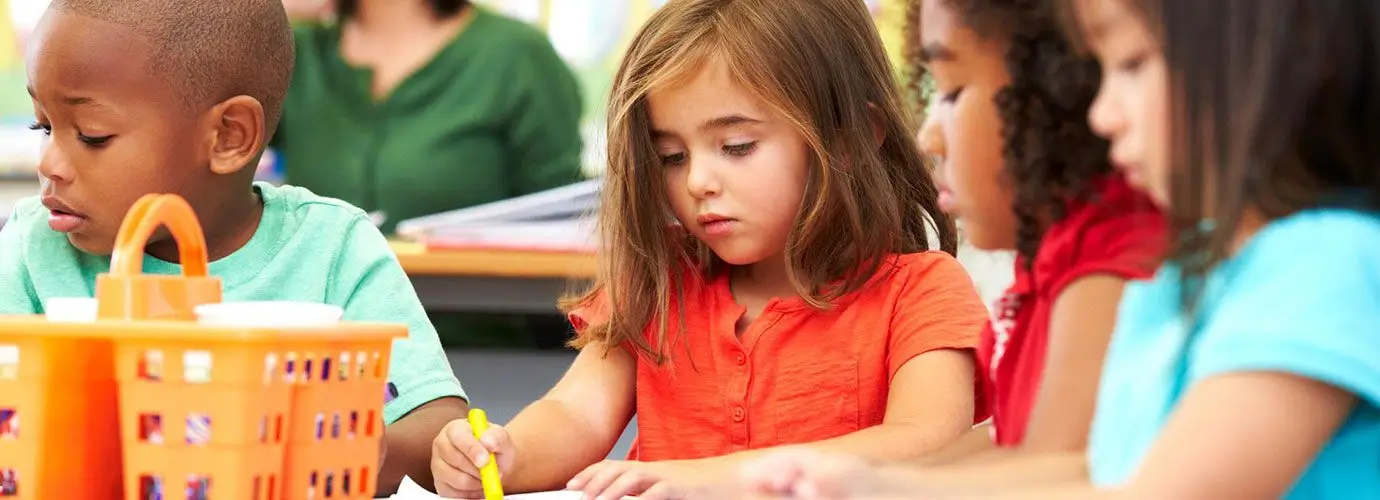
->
[108, 194, 211, 278]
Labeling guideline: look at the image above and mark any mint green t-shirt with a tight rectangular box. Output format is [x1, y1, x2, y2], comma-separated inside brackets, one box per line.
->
[0, 183, 466, 423]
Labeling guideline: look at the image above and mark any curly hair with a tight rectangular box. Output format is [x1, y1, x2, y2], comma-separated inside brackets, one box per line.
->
[905, 0, 1110, 265]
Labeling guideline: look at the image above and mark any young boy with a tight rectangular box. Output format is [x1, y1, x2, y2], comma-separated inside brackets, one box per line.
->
[0, 0, 466, 494]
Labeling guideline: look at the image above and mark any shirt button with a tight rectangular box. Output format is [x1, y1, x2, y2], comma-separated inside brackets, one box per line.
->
[732, 407, 745, 422]
[734, 353, 746, 365]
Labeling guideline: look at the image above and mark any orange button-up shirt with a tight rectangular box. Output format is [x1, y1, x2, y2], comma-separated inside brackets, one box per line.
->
[569, 252, 988, 461]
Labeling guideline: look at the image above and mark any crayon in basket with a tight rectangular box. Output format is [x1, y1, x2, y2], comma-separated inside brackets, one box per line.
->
[384, 381, 399, 404]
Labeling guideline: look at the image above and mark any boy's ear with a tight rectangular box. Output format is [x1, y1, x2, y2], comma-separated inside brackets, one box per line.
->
[866, 102, 886, 149]
[205, 95, 266, 176]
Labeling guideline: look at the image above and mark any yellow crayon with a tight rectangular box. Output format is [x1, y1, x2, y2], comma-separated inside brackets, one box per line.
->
[468, 408, 505, 500]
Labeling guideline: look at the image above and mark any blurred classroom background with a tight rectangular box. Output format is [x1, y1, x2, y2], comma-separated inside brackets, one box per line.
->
[0, 0, 1012, 454]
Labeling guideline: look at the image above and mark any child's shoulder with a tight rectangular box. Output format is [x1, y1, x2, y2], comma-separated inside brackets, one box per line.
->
[1032, 175, 1167, 285]
[1239, 207, 1380, 270]
[1257, 207, 1380, 241]
[1050, 174, 1164, 249]
[6, 195, 46, 230]
[4, 196, 66, 247]
[865, 251, 977, 300]
[0, 196, 93, 307]
[257, 182, 373, 230]
[253, 182, 387, 259]
[886, 250, 968, 275]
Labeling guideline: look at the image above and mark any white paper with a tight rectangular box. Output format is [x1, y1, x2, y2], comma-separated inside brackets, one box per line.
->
[419, 217, 597, 252]
[384, 476, 585, 500]
[395, 180, 599, 239]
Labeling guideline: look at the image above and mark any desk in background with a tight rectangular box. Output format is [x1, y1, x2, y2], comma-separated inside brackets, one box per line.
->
[392, 241, 595, 315]
[0, 177, 594, 316]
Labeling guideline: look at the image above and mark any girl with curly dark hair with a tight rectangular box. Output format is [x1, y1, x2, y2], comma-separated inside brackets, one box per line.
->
[731, 0, 1166, 496]
[914, 0, 1168, 458]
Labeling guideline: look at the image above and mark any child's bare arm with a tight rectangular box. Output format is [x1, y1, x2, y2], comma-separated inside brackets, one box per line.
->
[1117, 372, 1353, 499]
[1020, 275, 1126, 453]
[506, 344, 638, 490]
[378, 396, 468, 494]
[968, 373, 1355, 500]
[789, 348, 977, 460]
[432, 342, 636, 495]
[727, 348, 981, 465]
[907, 422, 996, 466]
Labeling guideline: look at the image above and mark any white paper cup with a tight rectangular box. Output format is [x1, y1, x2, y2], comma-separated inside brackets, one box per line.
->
[44, 297, 98, 323]
[194, 301, 344, 327]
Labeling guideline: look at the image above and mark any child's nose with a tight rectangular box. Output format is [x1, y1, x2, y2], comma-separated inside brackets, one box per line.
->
[36, 142, 74, 184]
[684, 158, 722, 198]
[917, 114, 945, 159]
[1087, 84, 1123, 140]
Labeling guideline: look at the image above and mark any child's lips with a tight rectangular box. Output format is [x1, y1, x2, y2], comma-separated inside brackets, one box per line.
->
[42, 197, 88, 233]
[47, 210, 87, 233]
[696, 212, 737, 237]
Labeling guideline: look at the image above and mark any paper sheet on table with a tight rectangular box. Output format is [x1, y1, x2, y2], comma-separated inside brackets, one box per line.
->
[385, 476, 584, 499]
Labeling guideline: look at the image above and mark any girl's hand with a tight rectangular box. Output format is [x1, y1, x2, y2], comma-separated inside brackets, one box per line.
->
[567, 460, 709, 500]
[738, 448, 876, 499]
[431, 418, 517, 499]
[281, 0, 333, 21]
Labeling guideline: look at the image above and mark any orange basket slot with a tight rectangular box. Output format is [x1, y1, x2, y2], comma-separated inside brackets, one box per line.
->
[278, 333, 402, 500]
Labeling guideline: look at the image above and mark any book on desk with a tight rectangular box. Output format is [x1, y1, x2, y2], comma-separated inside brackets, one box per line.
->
[394, 180, 599, 253]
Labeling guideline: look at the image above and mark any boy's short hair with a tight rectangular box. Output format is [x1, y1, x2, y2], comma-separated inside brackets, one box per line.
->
[50, 0, 294, 132]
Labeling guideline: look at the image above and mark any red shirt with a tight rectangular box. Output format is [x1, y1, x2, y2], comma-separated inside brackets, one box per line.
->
[977, 175, 1165, 446]
[570, 252, 989, 461]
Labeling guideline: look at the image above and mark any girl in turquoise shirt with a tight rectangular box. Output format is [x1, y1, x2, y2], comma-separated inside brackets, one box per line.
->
[977, 0, 1380, 498]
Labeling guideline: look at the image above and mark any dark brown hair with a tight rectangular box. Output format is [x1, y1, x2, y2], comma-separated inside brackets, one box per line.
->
[336, 0, 470, 19]
[564, 0, 958, 363]
[1076, 0, 1380, 308]
[905, 0, 1112, 265]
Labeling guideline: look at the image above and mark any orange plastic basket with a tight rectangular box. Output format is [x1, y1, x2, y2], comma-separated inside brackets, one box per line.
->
[0, 194, 406, 500]
[0, 323, 122, 499]
[115, 321, 402, 500]
[279, 338, 397, 500]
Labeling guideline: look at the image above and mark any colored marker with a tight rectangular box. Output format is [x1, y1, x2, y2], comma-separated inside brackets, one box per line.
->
[468, 408, 504, 500]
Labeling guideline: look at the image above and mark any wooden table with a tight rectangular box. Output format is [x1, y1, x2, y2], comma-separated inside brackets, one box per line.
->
[391, 242, 597, 314]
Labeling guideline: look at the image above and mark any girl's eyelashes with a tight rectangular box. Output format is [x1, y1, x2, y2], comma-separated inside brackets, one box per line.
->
[659, 140, 758, 165]
[659, 151, 687, 167]
[940, 86, 965, 104]
[1114, 51, 1149, 74]
[723, 141, 757, 157]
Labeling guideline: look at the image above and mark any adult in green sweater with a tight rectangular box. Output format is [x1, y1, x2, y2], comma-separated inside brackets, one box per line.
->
[278, 0, 585, 348]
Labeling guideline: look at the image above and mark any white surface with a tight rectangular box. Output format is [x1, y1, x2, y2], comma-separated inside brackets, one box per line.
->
[43, 297, 96, 322]
[384, 476, 587, 499]
[422, 218, 597, 252]
[395, 180, 598, 238]
[194, 301, 343, 327]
